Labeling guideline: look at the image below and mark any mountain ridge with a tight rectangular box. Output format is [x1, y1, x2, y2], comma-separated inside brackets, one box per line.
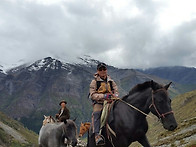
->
[0, 56, 195, 134]
[138, 66, 196, 84]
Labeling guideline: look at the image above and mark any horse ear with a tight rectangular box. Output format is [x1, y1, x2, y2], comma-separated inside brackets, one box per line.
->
[164, 82, 172, 90]
[44, 115, 47, 118]
[73, 117, 77, 122]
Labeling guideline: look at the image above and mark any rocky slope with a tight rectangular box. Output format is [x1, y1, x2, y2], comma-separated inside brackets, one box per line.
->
[148, 89, 196, 147]
[0, 111, 38, 147]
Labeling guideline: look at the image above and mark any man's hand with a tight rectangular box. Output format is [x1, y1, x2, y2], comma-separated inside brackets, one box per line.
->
[111, 93, 119, 98]
[104, 93, 112, 99]
[55, 114, 59, 119]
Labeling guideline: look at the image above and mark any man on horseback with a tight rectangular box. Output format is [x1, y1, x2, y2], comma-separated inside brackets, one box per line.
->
[89, 62, 119, 146]
[56, 100, 70, 122]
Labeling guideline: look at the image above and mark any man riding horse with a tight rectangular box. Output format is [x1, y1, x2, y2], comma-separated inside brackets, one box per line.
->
[56, 100, 70, 122]
[89, 62, 119, 146]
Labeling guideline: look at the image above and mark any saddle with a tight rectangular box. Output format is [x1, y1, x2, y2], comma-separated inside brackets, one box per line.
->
[89, 99, 119, 140]
[100, 99, 118, 137]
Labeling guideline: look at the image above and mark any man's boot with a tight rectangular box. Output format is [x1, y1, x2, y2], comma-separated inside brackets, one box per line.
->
[93, 111, 104, 145]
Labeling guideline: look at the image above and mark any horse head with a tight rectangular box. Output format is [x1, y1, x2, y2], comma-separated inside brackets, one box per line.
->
[63, 119, 78, 147]
[149, 81, 177, 131]
[42, 115, 56, 126]
[79, 122, 91, 137]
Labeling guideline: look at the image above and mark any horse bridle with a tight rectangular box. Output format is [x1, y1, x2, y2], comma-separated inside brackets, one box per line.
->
[149, 89, 173, 119]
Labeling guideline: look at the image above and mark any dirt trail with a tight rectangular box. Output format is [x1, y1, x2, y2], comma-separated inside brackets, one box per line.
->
[0, 121, 27, 144]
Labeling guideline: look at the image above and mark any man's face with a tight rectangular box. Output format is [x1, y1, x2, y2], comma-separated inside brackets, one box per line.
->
[97, 66, 107, 79]
[61, 102, 66, 108]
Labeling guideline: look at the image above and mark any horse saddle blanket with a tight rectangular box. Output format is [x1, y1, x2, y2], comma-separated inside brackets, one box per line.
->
[100, 100, 116, 129]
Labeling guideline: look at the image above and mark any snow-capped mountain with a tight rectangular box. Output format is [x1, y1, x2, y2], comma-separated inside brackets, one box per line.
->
[0, 56, 195, 133]
[8, 57, 64, 73]
[7, 56, 98, 74]
[77, 55, 100, 67]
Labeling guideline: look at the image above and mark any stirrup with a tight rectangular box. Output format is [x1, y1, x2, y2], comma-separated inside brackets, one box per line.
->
[95, 134, 105, 146]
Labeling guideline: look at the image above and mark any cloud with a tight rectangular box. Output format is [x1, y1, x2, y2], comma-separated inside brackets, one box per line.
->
[0, 0, 196, 69]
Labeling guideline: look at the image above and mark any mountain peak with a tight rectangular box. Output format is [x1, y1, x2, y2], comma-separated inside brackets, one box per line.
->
[27, 57, 63, 72]
[5, 56, 102, 73]
[77, 55, 100, 67]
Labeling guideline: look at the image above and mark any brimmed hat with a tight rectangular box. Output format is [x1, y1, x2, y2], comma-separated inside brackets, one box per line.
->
[97, 62, 107, 70]
[59, 100, 67, 105]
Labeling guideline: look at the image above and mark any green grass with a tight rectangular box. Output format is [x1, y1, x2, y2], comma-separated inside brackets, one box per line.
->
[0, 127, 12, 144]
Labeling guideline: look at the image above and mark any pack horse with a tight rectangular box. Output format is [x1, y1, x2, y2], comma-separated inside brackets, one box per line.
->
[39, 119, 77, 147]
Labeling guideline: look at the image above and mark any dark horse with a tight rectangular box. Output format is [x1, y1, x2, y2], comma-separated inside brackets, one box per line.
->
[87, 80, 177, 147]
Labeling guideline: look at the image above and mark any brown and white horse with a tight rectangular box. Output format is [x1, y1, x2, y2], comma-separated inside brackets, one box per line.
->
[79, 122, 91, 137]
[42, 115, 56, 126]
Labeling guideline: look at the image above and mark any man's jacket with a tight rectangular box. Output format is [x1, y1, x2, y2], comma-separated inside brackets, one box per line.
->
[89, 73, 118, 104]
[57, 107, 70, 122]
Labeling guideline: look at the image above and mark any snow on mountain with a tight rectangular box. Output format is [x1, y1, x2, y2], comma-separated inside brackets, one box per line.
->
[5, 56, 99, 74]
[27, 57, 63, 71]
[76, 55, 99, 67]
[0, 65, 3, 71]
[0, 65, 6, 74]
[7, 57, 67, 73]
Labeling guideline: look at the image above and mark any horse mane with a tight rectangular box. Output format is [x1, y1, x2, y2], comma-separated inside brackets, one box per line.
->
[84, 122, 91, 126]
[122, 81, 163, 100]
[51, 116, 56, 123]
[129, 81, 151, 94]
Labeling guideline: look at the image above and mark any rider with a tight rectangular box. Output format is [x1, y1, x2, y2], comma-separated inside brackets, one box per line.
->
[89, 62, 119, 145]
[55, 100, 70, 122]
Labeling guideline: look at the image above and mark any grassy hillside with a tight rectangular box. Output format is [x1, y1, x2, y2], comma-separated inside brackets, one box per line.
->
[0, 111, 38, 147]
[130, 89, 196, 147]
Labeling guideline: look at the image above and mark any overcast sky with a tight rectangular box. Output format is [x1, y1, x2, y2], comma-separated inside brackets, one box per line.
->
[0, 0, 196, 70]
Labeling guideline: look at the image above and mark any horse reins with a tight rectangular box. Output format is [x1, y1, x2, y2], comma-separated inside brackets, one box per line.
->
[111, 98, 153, 118]
[112, 88, 173, 119]
[149, 89, 173, 118]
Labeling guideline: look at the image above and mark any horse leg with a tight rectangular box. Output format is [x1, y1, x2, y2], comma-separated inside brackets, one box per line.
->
[87, 132, 96, 147]
[138, 135, 151, 147]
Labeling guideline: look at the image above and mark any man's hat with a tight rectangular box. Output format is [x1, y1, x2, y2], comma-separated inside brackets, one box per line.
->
[59, 100, 67, 105]
[97, 62, 107, 70]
